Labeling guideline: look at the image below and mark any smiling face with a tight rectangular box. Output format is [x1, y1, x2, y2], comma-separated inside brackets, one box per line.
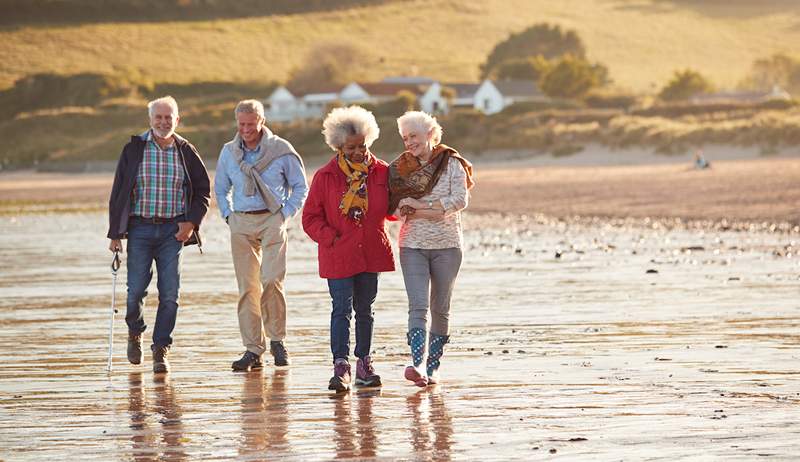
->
[149, 103, 179, 139]
[236, 111, 265, 147]
[342, 133, 367, 163]
[401, 127, 433, 159]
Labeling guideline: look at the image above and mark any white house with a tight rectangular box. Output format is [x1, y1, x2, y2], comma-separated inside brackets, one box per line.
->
[473, 80, 548, 114]
[265, 86, 299, 122]
[265, 84, 341, 122]
[266, 78, 548, 121]
[266, 81, 428, 122]
[419, 82, 481, 114]
[421, 80, 546, 115]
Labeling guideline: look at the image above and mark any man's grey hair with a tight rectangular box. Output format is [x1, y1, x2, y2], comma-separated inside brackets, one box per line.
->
[235, 99, 265, 120]
[147, 96, 179, 118]
[397, 111, 442, 145]
[322, 105, 380, 151]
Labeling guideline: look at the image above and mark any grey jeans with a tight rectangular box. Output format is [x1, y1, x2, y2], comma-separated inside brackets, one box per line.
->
[399, 247, 463, 336]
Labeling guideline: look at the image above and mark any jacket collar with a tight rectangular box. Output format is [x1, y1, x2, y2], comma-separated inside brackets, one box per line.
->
[134, 129, 186, 148]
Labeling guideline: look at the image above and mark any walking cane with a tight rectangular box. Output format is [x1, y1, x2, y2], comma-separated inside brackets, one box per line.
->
[107, 250, 121, 373]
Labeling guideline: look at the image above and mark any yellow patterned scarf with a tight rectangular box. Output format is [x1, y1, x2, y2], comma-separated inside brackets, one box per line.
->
[338, 151, 373, 223]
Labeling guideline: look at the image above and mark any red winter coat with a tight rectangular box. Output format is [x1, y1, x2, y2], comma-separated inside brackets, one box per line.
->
[302, 154, 395, 279]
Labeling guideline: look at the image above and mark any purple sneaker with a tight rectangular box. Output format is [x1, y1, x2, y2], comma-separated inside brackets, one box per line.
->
[355, 356, 382, 387]
[328, 358, 351, 392]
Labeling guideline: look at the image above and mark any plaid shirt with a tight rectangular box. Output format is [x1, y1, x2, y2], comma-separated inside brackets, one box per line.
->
[132, 130, 186, 218]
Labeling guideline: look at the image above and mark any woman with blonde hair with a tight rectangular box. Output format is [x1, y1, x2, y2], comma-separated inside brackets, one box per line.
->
[303, 106, 395, 392]
[389, 111, 474, 386]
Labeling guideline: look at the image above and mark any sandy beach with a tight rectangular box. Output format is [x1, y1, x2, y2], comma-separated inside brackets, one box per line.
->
[1, 149, 799, 460]
[3, 146, 800, 225]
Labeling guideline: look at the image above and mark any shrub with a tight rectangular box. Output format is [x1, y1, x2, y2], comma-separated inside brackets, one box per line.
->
[0, 72, 142, 120]
[538, 55, 603, 99]
[658, 69, 713, 102]
[493, 55, 551, 81]
[480, 23, 586, 79]
[584, 90, 637, 109]
[740, 53, 800, 95]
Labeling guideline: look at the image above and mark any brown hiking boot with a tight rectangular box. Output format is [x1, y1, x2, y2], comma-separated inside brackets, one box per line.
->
[127, 333, 143, 365]
[152, 345, 170, 373]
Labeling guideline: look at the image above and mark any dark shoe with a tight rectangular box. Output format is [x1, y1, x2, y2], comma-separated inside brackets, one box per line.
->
[232, 351, 263, 372]
[328, 358, 351, 392]
[127, 333, 143, 365]
[152, 345, 170, 373]
[355, 356, 381, 387]
[270, 341, 290, 367]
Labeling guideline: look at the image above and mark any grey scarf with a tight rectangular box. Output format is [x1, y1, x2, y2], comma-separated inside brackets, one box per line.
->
[224, 128, 304, 213]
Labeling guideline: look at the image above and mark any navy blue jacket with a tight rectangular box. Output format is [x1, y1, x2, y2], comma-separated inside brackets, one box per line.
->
[107, 132, 210, 248]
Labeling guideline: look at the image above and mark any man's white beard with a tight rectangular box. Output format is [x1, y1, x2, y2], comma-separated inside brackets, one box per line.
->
[153, 127, 175, 139]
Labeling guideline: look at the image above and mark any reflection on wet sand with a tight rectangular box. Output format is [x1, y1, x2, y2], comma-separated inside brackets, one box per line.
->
[127, 372, 185, 462]
[239, 369, 291, 459]
[331, 389, 380, 458]
[3, 211, 800, 459]
[407, 389, 453, 461]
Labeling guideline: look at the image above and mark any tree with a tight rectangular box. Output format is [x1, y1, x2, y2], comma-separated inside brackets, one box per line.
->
[658, 69, 713, 102]
[494, 55, 552, 81]
[740, 53, 800, 94]
[480, 23, 586, 79]
[286, 42, 365, 94]
[538, 55, 602, 99]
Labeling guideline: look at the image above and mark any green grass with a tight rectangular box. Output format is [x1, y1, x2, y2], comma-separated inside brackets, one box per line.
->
[1, 0, 799, 92]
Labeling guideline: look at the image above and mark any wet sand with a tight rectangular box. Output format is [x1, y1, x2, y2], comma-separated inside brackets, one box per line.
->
[1, 157, 800, 460]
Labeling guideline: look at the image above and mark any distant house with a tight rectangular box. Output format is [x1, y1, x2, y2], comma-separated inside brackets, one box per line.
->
[421, 79, 547, 115]
[419, 82, 481, 114]
[380, 76, 437, 85]
[266, 77, 549, 121]
[474, 80, 548, 114]
[265, 84, 340, 122]
[265, 81, 427, 122]
[340, 82, 427, 104]
[689, 85, 792, 105]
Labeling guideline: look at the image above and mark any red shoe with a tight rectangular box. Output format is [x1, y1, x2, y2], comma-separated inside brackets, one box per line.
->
[404, 365, 428, 387]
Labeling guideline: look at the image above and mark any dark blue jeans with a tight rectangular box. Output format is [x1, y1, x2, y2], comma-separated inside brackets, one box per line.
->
[327, 272, 378, 362]
[125, 220, 183, 349]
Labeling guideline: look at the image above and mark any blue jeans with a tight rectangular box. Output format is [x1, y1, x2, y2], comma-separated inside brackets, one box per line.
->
[125, 220, 183, 349]
[327, 272, 378, 362]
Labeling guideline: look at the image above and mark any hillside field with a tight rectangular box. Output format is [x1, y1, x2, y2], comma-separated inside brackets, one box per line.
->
[1, 0, 799, 92]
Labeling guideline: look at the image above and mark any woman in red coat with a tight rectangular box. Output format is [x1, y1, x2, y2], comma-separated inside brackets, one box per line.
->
[302, 105, 395, 392]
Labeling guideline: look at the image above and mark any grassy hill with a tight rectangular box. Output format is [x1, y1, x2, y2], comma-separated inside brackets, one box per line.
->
[1, 0, 799, 92]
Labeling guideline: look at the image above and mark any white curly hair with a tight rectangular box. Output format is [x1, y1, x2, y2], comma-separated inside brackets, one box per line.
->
[396, 110, 442, 145]
[321, 105, 380, 151]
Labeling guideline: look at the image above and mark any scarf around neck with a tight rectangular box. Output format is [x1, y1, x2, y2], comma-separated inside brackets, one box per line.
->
[388, 144, 474, 213]
[225, 128, 304, 213]
[338, 151, 374, 223]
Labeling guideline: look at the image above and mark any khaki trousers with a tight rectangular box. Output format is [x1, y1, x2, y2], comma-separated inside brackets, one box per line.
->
[229, 211, 288, 355]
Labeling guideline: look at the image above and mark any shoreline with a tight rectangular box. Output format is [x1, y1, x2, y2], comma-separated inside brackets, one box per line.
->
[2, 150, 799, 228]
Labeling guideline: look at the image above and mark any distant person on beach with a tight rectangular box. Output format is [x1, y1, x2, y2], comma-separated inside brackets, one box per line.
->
[214, 100, 308, 371]
[302, 106, 395, 392]
[107, 96, 211, 373]
[694, 150, 711, 169]
[389, 111, 475, 387]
